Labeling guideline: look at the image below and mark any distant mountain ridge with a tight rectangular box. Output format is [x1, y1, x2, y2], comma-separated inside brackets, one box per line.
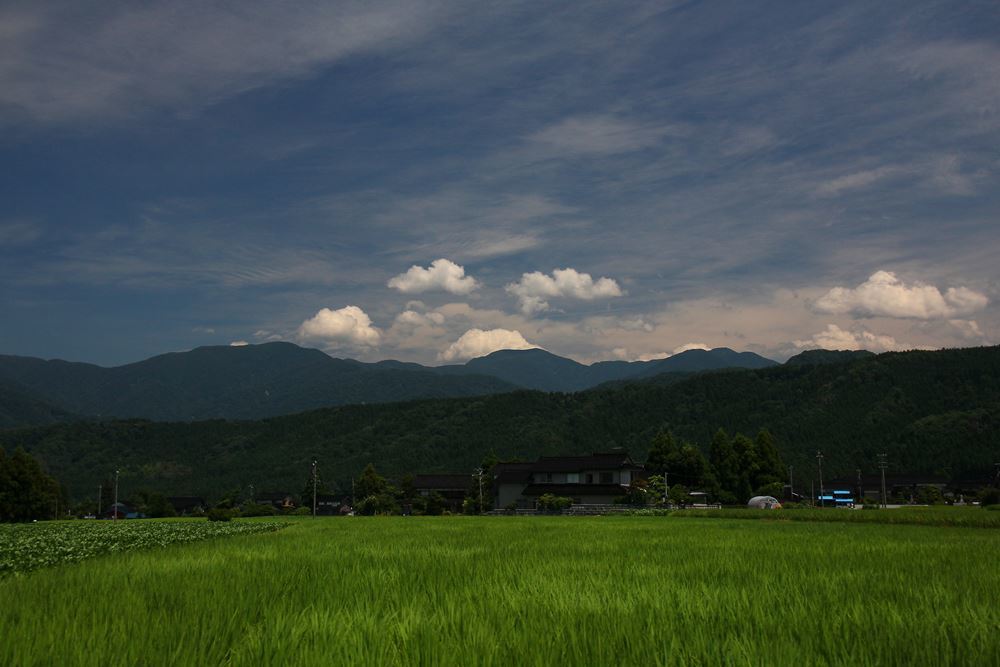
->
[6, 345, 998, 500]
[0, 342, 778, 423]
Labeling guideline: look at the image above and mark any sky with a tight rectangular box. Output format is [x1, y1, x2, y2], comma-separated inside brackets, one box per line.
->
[1, 0, 998, 366]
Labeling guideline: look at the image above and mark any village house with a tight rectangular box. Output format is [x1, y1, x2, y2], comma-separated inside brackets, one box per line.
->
[410, 474, 471, 513]
[492, 450, 645, 509]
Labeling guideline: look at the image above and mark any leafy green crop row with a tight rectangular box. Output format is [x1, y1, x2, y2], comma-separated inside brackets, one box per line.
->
[0, 519, 286, 576]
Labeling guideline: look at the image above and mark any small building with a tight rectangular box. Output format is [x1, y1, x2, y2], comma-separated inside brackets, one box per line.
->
[167, 496, 207, 516]
[493, 450, 644, 509]
[311, 493, 342, 516]
[411, 474, 471, 513]
[104, 502, 130, 519]
[257, 492, 296, 511]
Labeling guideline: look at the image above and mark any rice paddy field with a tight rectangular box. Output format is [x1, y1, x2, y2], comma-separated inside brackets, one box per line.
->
[2, 515, 999, 666]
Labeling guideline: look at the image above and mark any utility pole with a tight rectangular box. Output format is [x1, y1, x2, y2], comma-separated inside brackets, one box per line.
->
[856, 468, 862, 507]
[816, 452, 824, 508]
[97, 484, 102, 519]
[474, 467, 484, 514]
[788, 465, 794, 498]
[113, 469, 119, 521]
[312, 460, 318, 517]
[249, 483, 255, 505]
[879, 454, 888, 508]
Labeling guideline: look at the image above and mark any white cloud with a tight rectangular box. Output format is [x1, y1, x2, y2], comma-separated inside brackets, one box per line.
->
[527, 115, 675, 156]
[817, 166, 901, 196]
[671, 342, 711, 355]
[506, 268, 623, 315]
[229, 340, 249, 347]
[0, 3, 443, 123]
[387, 258, 480, 295]
[394, 309, 445, 328]
[612, 342, 710, 362]
[439, 328, 537, 362]
[297, 305, 381, 349]
[813, 271, 988, 320]
[949, 319, 990, 342]
[794, 324, 919, 353]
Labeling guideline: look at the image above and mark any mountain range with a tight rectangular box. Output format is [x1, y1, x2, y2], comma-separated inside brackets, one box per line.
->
[4, 345, 997, 500]
[0, 343, 778, 424]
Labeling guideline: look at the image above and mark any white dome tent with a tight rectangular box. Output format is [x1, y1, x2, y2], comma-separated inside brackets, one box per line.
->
[747, 495, 782, 509]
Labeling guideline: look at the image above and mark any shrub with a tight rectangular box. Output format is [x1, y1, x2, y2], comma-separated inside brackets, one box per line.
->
[979, 487, 1000, 506]
[292, 507, 311, 516]
[536, 494, 572, 513]
[206, 508, 233, 522]
[240, 503, 277, 517]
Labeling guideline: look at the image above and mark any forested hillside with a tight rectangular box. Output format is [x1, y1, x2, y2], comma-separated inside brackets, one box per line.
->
[0, 343, 518, 421]
[2, 346, 997, 500]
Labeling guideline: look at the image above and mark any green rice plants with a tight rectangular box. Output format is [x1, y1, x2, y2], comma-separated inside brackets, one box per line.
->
[1, 517, 997, 665]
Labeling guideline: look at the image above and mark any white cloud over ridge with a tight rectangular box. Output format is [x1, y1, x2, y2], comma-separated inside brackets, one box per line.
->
[439, 328, 536, 362]
[794, 324, 921, 353]
[297, 305, 381, 349]
[387, 258, 480, 295]
[813, 271, 988, 320]
[506, 268, 623, 315]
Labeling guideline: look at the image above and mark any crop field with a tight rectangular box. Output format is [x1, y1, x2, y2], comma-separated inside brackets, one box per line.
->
[672, 505, 1000, 528]
[0, 519, 286, 576]
[2, 516, 999, 666]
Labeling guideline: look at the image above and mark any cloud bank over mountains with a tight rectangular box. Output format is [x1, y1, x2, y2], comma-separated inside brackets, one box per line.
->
[813, 271, 988, 320]
[1, 2, 997, 366]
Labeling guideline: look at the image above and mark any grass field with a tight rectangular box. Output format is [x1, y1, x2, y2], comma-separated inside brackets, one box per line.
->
[671, 505, 1000, 528]
[2, 516, 998, 666]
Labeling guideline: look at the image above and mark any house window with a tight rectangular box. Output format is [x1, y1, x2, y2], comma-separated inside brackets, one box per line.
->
[586, 473, 594, 484]
[567, 473, 579, 484]
[599, 472, 613, 484]
[545, 472, 553, 482]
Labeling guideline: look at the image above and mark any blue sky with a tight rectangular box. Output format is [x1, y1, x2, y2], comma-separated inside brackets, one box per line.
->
[1, 0, 997, 366]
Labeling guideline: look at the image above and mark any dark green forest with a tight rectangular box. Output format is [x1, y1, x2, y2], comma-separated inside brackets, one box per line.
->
[2, 346, 998, 501]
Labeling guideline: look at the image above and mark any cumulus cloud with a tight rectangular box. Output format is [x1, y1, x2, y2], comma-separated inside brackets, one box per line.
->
[394, 309, 446, 328]
[229, 340, 249, 347]
[297, 305, 381, 349]
[387, 258, 480, 295]
[794, 324, 920, 353]
[506, 268, 623, 315]
[439, 328, 537, 362]
[813, 271, 988, 320]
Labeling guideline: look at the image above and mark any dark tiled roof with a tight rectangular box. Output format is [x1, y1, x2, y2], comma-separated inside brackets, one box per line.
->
[412, 474, 472, 490]
[167, 496, 205, 510]
[521, 483, 629, 497]
[493, 451, 640, 478]
[257, 492, 293, 501]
